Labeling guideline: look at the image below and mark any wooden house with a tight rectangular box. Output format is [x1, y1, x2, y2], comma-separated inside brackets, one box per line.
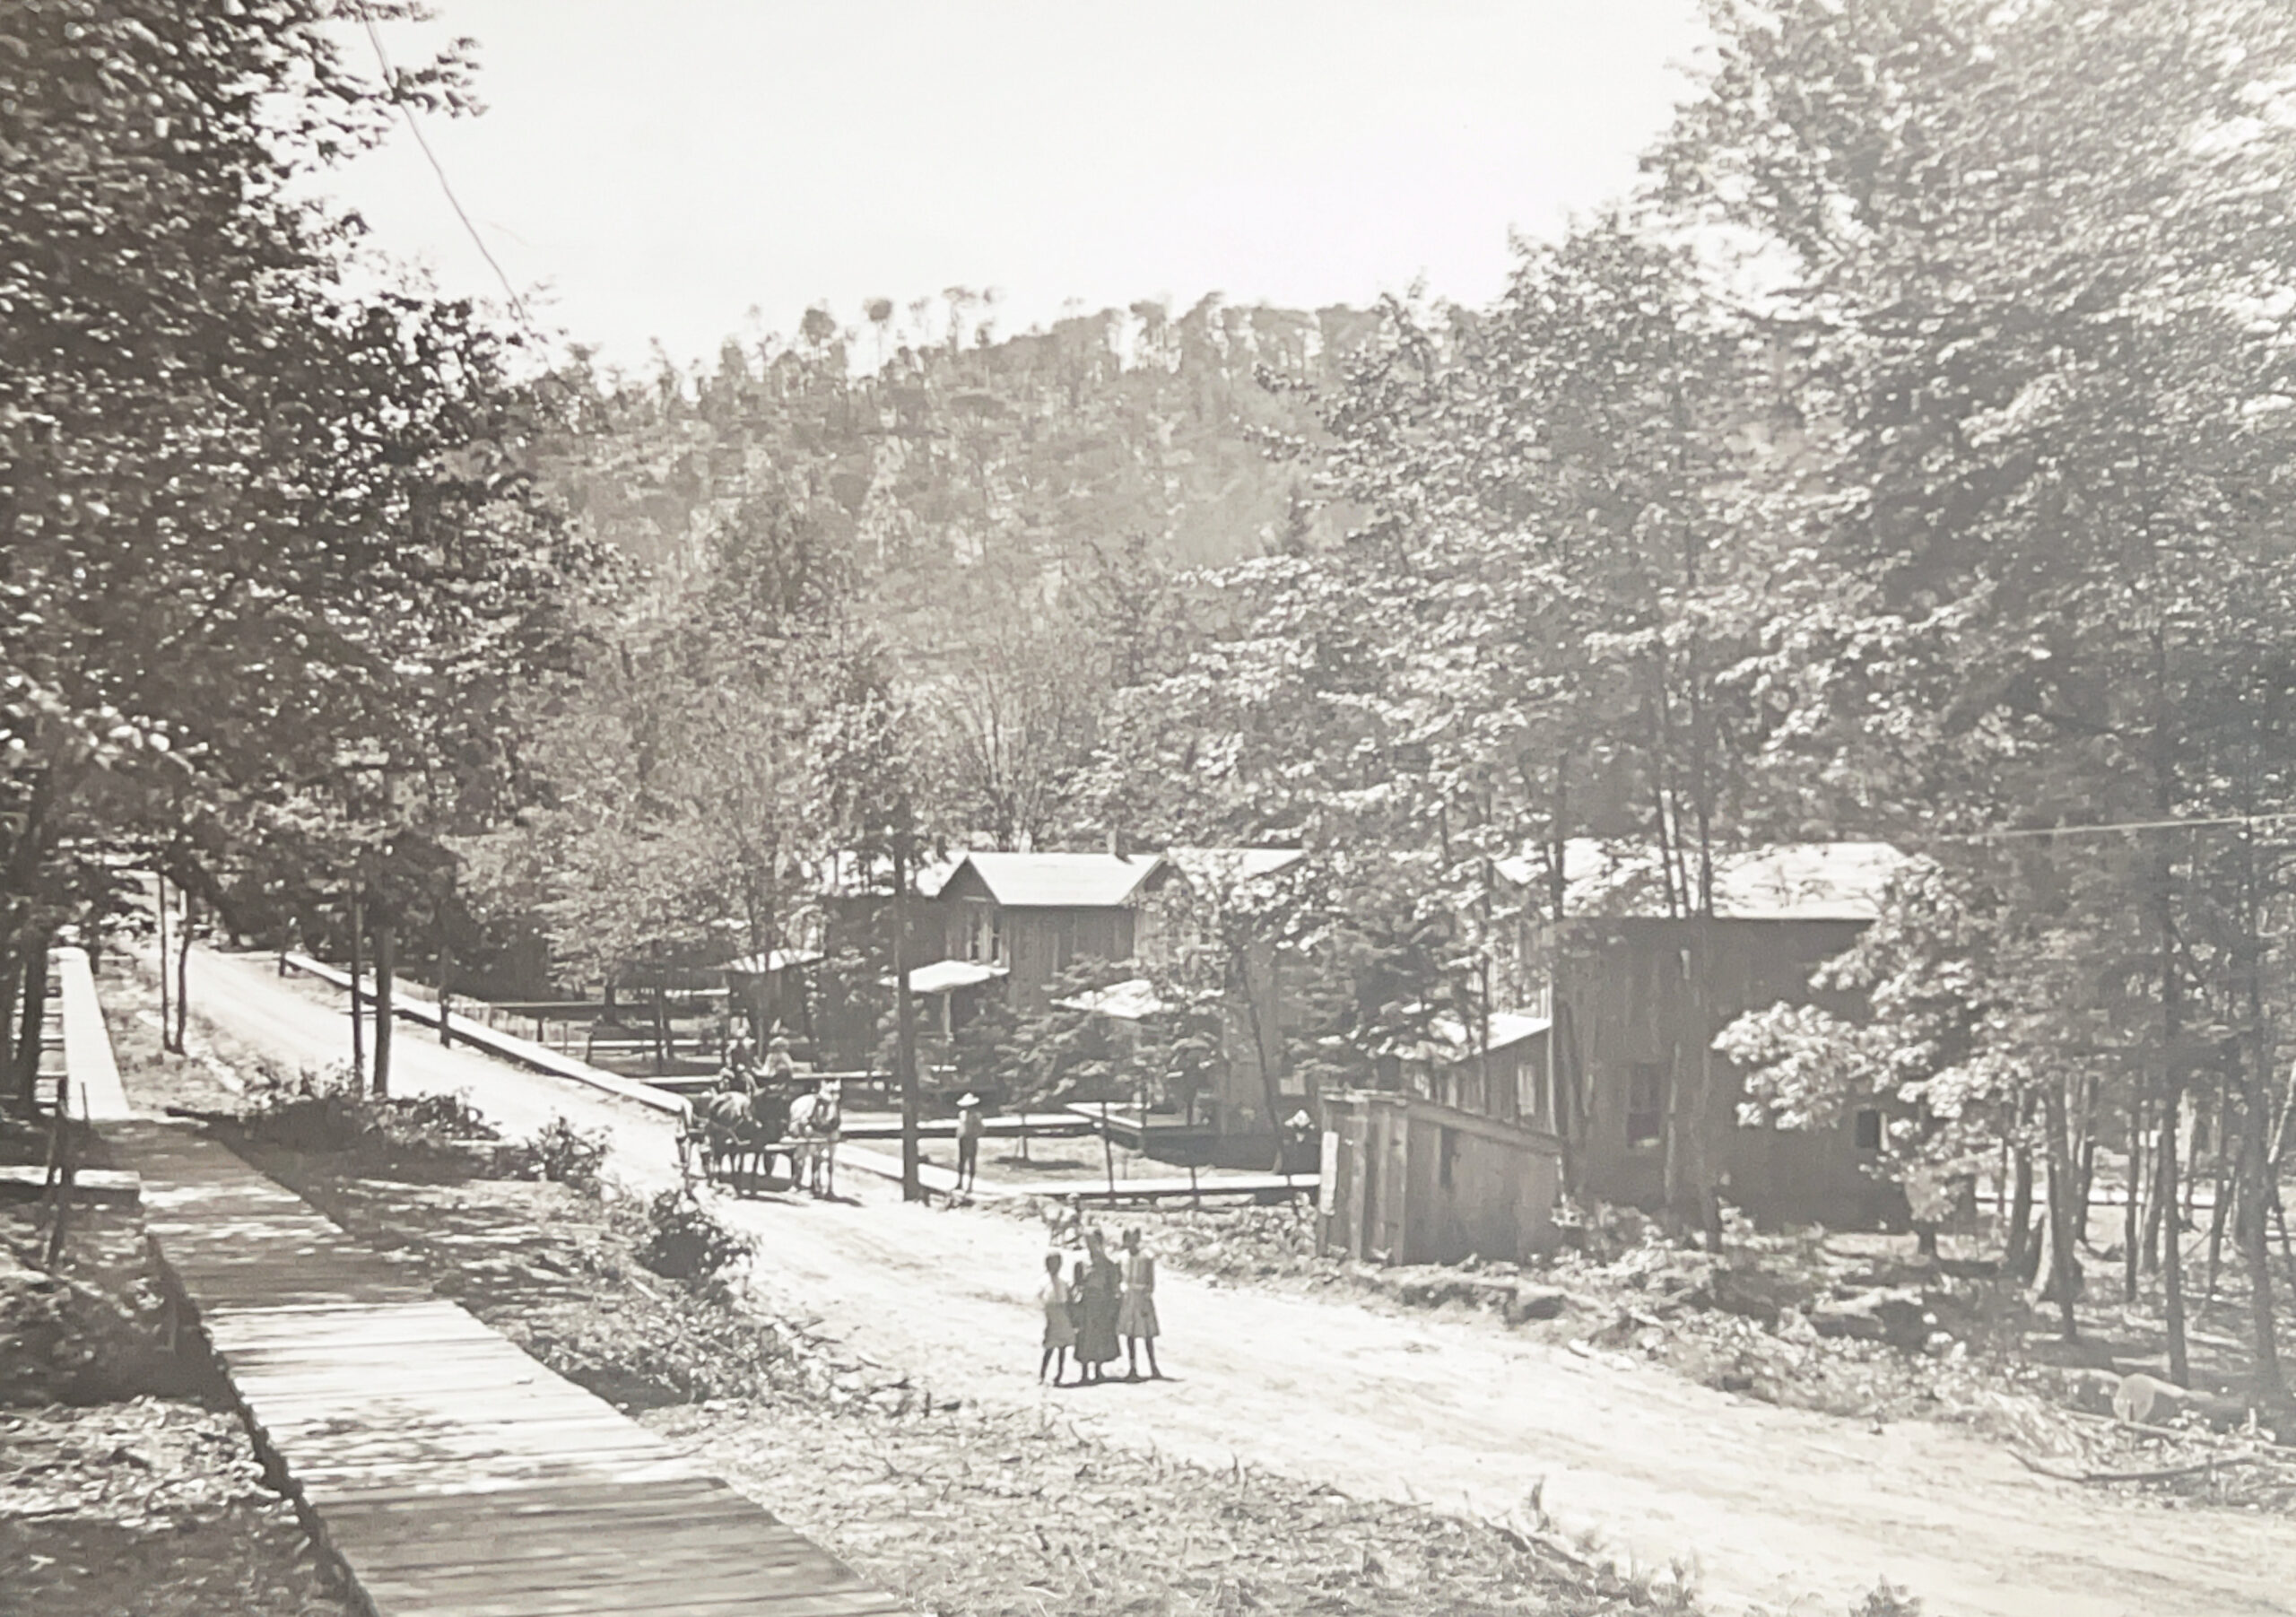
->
[930, 851, 1168, 1011]
[1544, 839, 1910, 1229]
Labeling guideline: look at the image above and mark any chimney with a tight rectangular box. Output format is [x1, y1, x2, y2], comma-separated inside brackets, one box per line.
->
[1107, 827, 1125, 859]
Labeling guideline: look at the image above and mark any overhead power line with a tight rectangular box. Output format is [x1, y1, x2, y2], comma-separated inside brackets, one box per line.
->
[1923, 813, 2296, 846]
[356, 7, 537, 335]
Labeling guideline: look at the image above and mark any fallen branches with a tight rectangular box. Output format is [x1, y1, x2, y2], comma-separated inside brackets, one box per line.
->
[2013, 1449, 2269, 1485]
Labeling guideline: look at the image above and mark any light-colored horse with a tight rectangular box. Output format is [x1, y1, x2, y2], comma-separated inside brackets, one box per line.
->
[786, 1076, 843, 1197]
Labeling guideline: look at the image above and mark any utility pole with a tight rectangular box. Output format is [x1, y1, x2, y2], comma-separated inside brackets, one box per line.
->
[155, 874, 173, 1051]
[437, 869, 455, 1048]
[893, 836, 923, 1201]
[373, 895, 395, 1100]
[347, 879, 366, 1088]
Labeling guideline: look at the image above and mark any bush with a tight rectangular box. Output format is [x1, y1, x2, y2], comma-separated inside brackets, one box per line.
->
[236, 1065, 501, 1180]
[1852, 1581, 1923, 1617]
[498, 1115, 611, 1194]
[633, 1189, 752, 1285]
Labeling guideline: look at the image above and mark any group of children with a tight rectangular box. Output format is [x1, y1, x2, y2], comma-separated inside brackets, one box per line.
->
[1038, 1225, 1161, 1386]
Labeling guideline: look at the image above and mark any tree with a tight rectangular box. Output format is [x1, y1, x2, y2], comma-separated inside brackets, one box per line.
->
[1661, 0, 2296, 1396]
[2, 0, 590, 1103]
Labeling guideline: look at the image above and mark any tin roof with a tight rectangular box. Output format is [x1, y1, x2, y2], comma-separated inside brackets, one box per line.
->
[894, 959, 1010, 995]
[947, 851, 1165, 908]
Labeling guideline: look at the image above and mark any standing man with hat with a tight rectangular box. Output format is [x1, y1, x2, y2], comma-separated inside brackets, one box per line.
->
[955, 1091, 985, 1193]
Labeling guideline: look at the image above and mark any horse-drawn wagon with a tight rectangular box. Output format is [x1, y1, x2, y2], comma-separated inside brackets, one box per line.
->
[677, 1071, 842, 1198]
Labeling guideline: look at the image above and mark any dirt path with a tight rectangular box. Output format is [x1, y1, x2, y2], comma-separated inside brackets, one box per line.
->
[170, 944, 2296, 1617]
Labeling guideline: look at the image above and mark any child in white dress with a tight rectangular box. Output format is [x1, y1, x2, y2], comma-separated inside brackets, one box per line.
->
[1118, 1227, 1161, 1381]
[1038, 1250, 1076, 1385]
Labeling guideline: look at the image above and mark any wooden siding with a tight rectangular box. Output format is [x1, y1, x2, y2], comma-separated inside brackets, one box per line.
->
[1559, 916, 1899, 1228]
[1318, 1091, 1562, 1266]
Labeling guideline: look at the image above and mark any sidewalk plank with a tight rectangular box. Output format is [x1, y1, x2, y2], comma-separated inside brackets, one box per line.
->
[108, 1121, 906, 1617]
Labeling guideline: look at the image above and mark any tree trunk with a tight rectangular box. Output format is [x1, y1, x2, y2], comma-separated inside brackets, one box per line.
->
[2142, 1116, 2166, 1276]
[2125, 1091, 2147, 1302]
[0, 947, 22, 1115]
[172, 890, 192, 1053]
[1234, 940, 1289, 1171]
[2205, 1149, 2232, 1303]
[650, 984, 670, 1074]
[437, 896, 455, 1048]
[893, 842, 922, 1202]
[2155, 864, 2189, 1387]
[348, 883, 366, 1086]
[2005, 1135, 2035, 1279]
[2236, 832, 2286, 1408]
[2184, 1089, 2207, 1233]
[155, 875, 175, 1054]
[373, 913, 395, 1100]
[2041, 1078, 2083, 1339]
[15, 934, 49, 1114]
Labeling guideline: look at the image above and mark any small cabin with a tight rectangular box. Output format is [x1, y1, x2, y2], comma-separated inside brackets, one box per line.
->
[1318, 1090, 1563, 1266]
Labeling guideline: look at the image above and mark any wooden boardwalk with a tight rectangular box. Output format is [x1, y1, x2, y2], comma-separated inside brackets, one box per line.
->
[113, 1122, 907, 1617]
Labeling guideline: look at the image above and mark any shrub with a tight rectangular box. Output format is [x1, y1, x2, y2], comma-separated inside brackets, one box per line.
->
[1852, 1582, 1923, 1617]
[499, 1115, 611, 1194]
[634, 1189, 752, 1285]
[235, 1065, 500, 1180]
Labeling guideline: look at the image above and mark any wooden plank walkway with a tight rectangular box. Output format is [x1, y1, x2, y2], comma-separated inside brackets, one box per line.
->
[111, 1121, 907, 1617]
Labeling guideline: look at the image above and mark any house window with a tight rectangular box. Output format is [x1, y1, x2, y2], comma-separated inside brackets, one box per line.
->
[1439, 1126, 1459, 1189]
[990, 910, 1004, 964]
[1854, 1108, 1883, 1152]
[1626, 1063, 1665, 1149]
[1518, 1046, 1550, 1125]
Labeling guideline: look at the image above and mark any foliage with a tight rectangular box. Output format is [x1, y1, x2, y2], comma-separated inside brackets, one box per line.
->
[499, 1115, 612, 1195]
[633, 1188, 753, 1286]
[234, 1065, 504, 1180]
[1848, 1583, 1923, 1617]
[0, 0, 604, 1100]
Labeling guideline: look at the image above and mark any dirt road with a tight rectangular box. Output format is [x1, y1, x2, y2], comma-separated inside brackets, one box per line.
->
[165, 943, 2296, 1617]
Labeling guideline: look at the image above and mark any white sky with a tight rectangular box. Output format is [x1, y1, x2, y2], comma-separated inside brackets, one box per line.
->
[326, 1, 1711, 376]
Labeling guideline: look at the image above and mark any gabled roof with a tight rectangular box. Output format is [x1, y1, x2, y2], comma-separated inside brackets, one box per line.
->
[944, 851, 1165, 909]
[1557, 839, 1909, 922]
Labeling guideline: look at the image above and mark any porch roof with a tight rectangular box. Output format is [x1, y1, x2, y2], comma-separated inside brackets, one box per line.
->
[892, 958, 1010, 995]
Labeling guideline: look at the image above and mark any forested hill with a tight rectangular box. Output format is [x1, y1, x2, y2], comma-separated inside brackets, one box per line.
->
[540, 294, 1381, 613]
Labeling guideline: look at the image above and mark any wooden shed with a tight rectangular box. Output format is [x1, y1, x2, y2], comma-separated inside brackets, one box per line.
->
[1317, 1090, 1563, 1267]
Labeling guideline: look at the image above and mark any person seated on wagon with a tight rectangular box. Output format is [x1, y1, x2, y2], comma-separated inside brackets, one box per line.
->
[762, 1031, 797, 1090]
[725, 1024, 761, 1084]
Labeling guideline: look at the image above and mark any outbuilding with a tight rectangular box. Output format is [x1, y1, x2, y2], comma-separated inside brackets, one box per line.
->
[1317, 1089, 1563, 1267]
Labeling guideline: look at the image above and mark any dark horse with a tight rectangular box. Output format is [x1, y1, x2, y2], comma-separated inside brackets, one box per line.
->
[697, 1075, 794, 1194]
